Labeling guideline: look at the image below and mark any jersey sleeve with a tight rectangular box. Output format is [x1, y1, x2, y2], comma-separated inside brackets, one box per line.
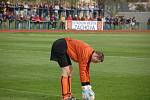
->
[79, 62, 90, 83]
[78, 47, 93, 84]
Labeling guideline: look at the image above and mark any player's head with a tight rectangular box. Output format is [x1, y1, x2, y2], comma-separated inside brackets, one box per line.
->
[91, 51, 104, 63]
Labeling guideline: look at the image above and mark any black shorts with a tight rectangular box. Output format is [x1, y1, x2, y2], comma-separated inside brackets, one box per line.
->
[50, 38, 72, 67]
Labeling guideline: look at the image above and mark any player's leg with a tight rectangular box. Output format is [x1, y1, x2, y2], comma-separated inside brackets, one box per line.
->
[61, 65, 72, 100]
[58, 57, 74, 100]
[50, 38, 76, 100]
[68, 66, 73, 95]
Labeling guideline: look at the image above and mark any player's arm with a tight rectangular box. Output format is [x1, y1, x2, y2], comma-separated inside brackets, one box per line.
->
[79, 63, 90, 85]
[79, 63, 95, 100]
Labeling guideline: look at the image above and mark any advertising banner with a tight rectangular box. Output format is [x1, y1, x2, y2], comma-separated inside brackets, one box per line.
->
[66, 21, 103, 30]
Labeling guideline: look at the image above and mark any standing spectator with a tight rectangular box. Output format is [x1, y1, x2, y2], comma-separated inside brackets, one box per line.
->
[105, 16, 110, 30]
[81, 16, 85, 21]
[73, 14, 78, 20]
[97, 15, 102, 21]
[46, 14, 51, 29]
[84, 3, 90, 17]
[59, 15, 66, 29]
[15, 14, 21, 29]
[70, 5, 75, 18]
[43, 4, 49, 18]
[113, 16, 119, 30]
[147, 17, 150, 30]
[14, 3, 19, 16]
[89, 15, 94, 21]
[89, 4, 94, 18]
[54, 3, 59, 16]
[66, 5, 71, 18]
[76, 4, 81, 17]
[125, 18, 131, 30]
[84, 15, 89, 21]
[50, 14, 56, 29]
[0, 13, 3, 29]
[131, 17, 136, 30]
[38, 3, 43, 17]
[119, 16, 125, 30]
[8, 13, 15, 29]
[93, 4, 99, 19]
[59, 4, 64, 18]
[49, 4, 54, 16]
[79, 4, 84, 19]
[24, 2, 29, 17]
[66, 14, 72, 20]
[2, 12, 7, 29]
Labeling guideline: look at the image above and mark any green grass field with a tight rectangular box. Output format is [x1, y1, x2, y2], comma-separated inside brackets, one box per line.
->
[0, 32, 150, 100]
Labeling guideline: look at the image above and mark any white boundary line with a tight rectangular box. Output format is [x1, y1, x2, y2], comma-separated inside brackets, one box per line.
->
[0, 87, 53, 96]
[106, 56, 148, 60]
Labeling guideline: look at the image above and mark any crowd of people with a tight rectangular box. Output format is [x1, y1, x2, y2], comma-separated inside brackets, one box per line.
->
[0, 1, 149, 30]
[0, 1, 100, 29]
[0, 1, 102, 21]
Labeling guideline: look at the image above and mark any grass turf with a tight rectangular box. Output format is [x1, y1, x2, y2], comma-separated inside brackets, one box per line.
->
[0, 32, 150, 100]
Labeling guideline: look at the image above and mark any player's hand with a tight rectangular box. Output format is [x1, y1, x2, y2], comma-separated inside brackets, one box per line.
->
[82, 85, 95, 100]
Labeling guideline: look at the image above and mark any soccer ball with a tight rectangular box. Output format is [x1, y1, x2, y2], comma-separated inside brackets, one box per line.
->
[82, 92, 95, 100]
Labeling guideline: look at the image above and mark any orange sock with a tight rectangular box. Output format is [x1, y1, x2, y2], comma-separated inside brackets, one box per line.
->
[61, 76, 71, 99]
[68, 76, 72, 96]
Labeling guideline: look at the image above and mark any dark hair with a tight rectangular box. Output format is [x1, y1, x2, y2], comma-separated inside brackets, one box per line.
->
[95, 51, 104, 62]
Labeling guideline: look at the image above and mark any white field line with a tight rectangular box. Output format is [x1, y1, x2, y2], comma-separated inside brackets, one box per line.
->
[0, 48, 44, 52]
[0, 87, 55, 96]
[107, 56, 148, 60]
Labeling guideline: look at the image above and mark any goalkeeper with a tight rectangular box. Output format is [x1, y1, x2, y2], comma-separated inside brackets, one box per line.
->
[50, 38, 104, 100]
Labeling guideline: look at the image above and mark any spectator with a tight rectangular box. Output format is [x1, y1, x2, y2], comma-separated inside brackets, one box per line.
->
[59, 15, 65, 29]
[0, 13, 3, 28]
[89, 15, 94, 21]
[8, 13, 15, 29]
[15, 14, 22, 29]
[131, 17, 136, 30]
[147, 17, 150, 30]
[51, 14, 57, 29]
[125, 18, 131, 29]
[74, 15, 81, 21]
[105, 16, 110, 30]
[113, 16, 119, 30]
[89, 4, 94, 18]
[97, 15, 102, 21]
[2, 12, 7, 28]
[59, 5, 64, 18]
[83, 3, 90, 17]
[84, 15, 89, 21]
[93, 4, 99, 19]
[81, 16, 85, 21]
[45, 14, 51, 29]
[66, 14, 72, 20]
[24, 2, 29, 17]
[14, 3, 19, 15]
[54, 3, 59, 15]
[73, 15, 78, 20]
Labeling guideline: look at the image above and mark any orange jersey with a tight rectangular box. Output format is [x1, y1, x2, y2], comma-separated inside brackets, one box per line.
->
[65, 38, 94, 83]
